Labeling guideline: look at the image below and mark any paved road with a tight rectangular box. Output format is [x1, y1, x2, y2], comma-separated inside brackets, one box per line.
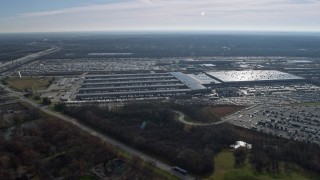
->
[0, 100, 19, 106]
[0, 84, 196, 180]
[173, 110, 234, 126]
[0, 47, 60, 75]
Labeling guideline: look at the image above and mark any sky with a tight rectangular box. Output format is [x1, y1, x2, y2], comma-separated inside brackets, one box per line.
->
[0, 0, 320, 33]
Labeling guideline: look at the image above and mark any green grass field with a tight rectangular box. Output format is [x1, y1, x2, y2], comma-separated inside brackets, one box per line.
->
[292, 102, 320, 106]
[6, 77, 51, 91]
[176, 105, 244, 124]
[177, 106, 221, 123]
[200, 106, 221, 121]
[207, 150, 318, 180]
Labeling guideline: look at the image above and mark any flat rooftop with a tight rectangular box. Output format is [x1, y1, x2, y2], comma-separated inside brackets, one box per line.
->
[76, 72, 207, 100]
[77, 89, 192, 98]
[85, 73, 171, 79]
[187, 73, 221, 85]
[170, 72, 207, 91]
[206, 70, 304, 83]
[81, 79, 181, 87]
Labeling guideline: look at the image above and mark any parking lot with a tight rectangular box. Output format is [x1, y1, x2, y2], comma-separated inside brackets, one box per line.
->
[227, 104, 320, 144]
[39, 75, 84, 102]
[18, 58, 160, 74]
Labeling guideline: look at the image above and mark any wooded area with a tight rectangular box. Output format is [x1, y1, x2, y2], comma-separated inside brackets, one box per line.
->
[65, 103, 238, 174]
[0, 108, 155, 179]
[64, 103, 320, 176]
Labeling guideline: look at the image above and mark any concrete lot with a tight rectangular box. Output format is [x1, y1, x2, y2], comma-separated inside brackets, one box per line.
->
[227, 104, 320, 144]
[40, 75, 83, 102]
[18, 59, 160, 74]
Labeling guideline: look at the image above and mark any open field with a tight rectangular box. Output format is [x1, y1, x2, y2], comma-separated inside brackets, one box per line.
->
[6, 76, 51, 91]
[211, 105, 245, 118]
[173, 105, 245, 123]
[292, 102, 320, 106]
[172, 105, 221, 123]
[207, 150, 318, 180]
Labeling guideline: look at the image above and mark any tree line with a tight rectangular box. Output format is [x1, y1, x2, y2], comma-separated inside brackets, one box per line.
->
[0, 114, 156, 179]
[63, 102, 320, 177]
[64, 103, 238, 174]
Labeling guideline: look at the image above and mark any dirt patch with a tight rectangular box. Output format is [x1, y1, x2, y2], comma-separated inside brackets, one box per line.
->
[6, 77, 51, 91]
[211, 105, 245, 118]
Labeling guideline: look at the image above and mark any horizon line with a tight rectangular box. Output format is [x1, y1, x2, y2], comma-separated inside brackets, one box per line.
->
[1, 29, 320, 35]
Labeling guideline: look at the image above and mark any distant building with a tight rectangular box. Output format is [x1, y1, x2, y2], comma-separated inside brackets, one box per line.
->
[60, 92, 71, 101]
[206, 70, 304, 84]
[76, 72, 208, 101]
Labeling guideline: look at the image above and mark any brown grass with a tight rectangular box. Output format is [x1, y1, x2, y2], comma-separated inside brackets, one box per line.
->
[7, 77, 50, 91]
[210, 105, 245, 118]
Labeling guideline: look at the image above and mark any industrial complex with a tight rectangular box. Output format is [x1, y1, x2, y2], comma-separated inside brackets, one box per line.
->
[2, 33, 320, 180]
[205, 70, 304, 83]
[76, 72, 207, 100]
[71, 70, 307, 101]
[2, 53, 320, 146]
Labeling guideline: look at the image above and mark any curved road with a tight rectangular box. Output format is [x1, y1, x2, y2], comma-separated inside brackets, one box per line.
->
[0, 84, 195, 180]
[173, 110, 231, 126]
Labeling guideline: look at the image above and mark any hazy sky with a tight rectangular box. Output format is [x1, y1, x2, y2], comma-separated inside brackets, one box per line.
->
[1, 0, 320, 33]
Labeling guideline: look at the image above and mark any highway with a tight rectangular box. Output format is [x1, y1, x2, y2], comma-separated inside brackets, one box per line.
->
[0, 84, 196, 180]
[0, 47, 60, 74]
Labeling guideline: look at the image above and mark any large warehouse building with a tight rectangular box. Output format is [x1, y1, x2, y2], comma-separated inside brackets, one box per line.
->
[76, 72, 208, 100]
[74, 70, 305, 101]
[205, 70, 304, 84]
